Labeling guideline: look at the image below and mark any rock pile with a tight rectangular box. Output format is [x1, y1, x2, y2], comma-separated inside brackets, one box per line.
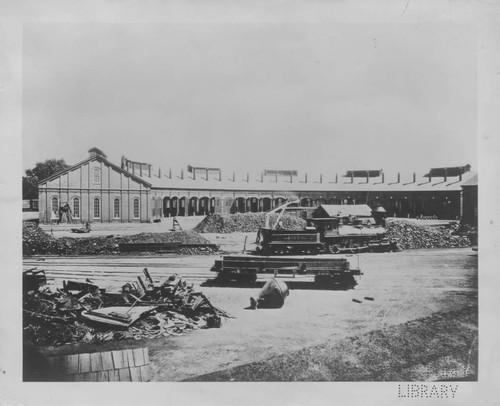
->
[386, 220, 471, 250]
[194, 212, 307, 233]
[23, 223, 217, 256]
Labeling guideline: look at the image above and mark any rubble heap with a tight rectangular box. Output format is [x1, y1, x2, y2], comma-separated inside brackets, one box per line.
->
[23, 223, 217, 256]
[194, 213, 307, 233]
[23, 269, 231, 346]
[385, 220, 472, 250]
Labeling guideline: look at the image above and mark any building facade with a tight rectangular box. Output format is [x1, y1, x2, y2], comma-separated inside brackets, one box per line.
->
[38, 152, 151, 224]
[38, 149, 477, 224]
[461, 174, 478, 226]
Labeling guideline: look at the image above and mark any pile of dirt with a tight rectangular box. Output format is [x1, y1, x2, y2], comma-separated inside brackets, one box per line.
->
[194, 213, 307, 233]
[22, 223, 217, 256]
[386, 220, 471, 250]
[186, 305, 477, 382]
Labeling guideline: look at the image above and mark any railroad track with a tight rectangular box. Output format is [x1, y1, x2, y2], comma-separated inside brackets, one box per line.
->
[22, 254, 313, 288]
[24, 267, 214, 288]
[23, 260, 210, 269]
[23, 255, 217, 288]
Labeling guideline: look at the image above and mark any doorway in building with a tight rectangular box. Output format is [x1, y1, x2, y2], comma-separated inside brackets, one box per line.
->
[234, 197, 246, 213]
[260, 197, 272, 212]
[188, 197, 198, 216]
[178, 197, 186, 216]
[247, 197, 259, 212]
[199, 197, 209, 216]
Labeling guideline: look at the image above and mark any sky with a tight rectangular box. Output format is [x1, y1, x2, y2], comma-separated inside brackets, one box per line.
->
[22, 22, 477, 176]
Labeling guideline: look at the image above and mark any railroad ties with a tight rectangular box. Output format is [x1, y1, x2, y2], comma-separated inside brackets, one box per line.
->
[22, 257, 214, 289]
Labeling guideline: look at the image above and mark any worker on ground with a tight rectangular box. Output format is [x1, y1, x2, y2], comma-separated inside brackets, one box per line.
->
[50, 210, 58, 225]
[247, 279, 289, 310]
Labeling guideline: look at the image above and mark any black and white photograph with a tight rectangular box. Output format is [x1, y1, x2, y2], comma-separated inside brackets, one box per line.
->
[1, 0, 499, 405]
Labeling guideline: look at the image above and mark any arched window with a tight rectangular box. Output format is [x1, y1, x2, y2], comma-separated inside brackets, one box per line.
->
[51, 196, 59, 213]
[73, 197, 80, 218]
[93, 198, 101, 219]
[133, 198, 140, 219]
[93, 168, 101, 183]
[113, 198, 120, 219]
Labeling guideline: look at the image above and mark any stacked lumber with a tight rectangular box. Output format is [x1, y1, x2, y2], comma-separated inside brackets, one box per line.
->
[385, 219, 471, 250]
[194, 213, 307, 233]
[46, 348, 152, 382]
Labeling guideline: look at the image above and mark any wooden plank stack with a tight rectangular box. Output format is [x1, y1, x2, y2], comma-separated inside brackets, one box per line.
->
[46, 347, 151, 382]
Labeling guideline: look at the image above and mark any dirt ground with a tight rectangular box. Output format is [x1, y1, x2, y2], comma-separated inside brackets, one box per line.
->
[149, 249, 477, 381]
[35, 215, 206, 238]
[26, 241, 478, 381]
[187, 305, 478, 381]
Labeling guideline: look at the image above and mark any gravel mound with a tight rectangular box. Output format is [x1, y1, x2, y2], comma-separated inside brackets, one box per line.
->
[23, 223, 216, 256]
[194, 212, 307, 233]
[386, 219, 471, 250]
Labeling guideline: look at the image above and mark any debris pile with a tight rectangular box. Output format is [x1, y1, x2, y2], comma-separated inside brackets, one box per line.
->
[23, 223, 217, 256]
[385, 220, 471, 250]
[23, 269, 231, 346]
[194, 213, 307, 233]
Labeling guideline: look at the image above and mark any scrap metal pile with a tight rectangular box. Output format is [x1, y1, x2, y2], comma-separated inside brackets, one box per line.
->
[385, 220, 471, 250]
[194, 212, 306, 233]
[23, 269, 231, 346]
[23, 222, 218, 256]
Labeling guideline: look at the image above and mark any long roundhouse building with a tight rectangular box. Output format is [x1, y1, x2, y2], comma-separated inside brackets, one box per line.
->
[38, 149, 477, 224]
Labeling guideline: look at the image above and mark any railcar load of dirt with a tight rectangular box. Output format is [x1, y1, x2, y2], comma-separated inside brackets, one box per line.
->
[124, 230, 212, 245]
[386, 220, 471, 250]
[194, 212, 307, 233]
[22, 223, 217, 256]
